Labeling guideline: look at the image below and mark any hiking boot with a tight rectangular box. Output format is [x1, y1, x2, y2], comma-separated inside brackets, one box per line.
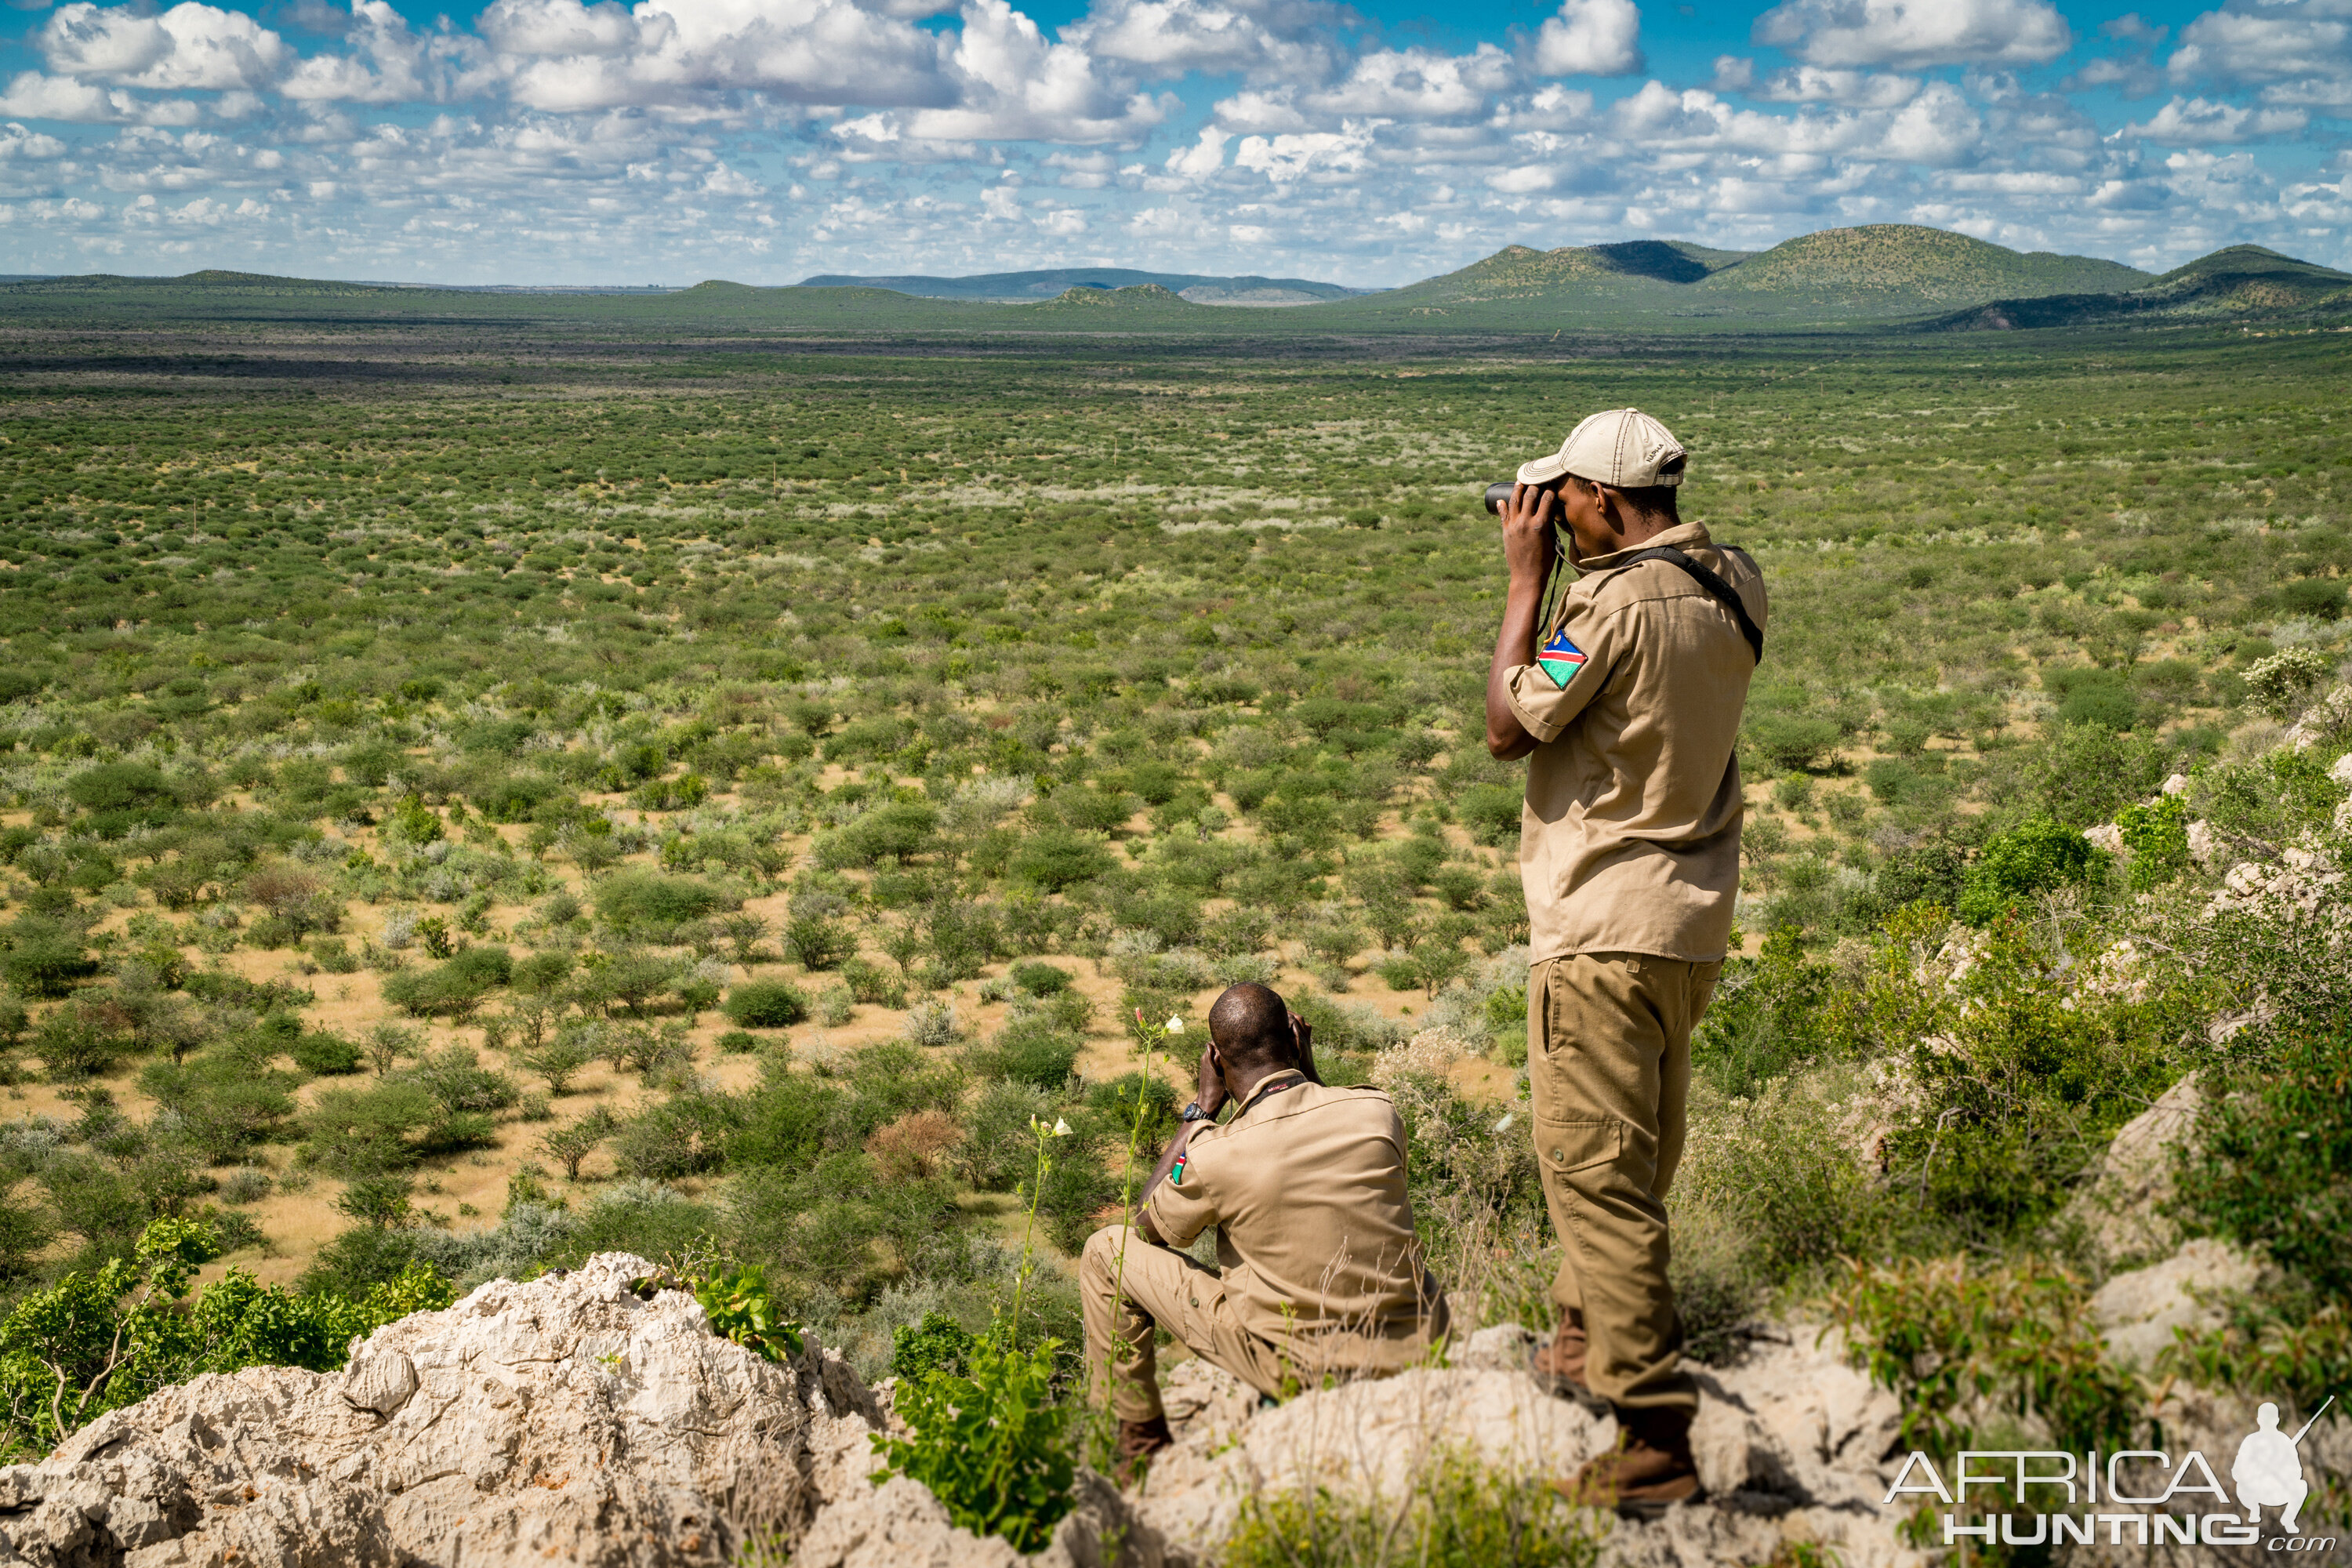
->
[1559, 1406, 1702, 1520]
[1530, 1316, 1609, 1414]
[1116, 1415, 1173, 1470]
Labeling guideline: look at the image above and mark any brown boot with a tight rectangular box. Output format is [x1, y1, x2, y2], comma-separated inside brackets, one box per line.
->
[1559, 1406, 1702, 1519]
[1530, 1315, 1609, 1414]
[1116, 1415, 1172, 1471]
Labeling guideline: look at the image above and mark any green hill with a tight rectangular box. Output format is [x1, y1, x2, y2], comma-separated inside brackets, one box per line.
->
[1319, 225, 2148, 328]
[1029, 282, 1202, 314]
[1695, 225, 2147, 306]
[1923, 244, 2352, 332]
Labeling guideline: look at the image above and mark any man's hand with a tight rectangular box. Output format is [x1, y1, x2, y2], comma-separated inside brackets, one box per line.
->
[1289, 1009, 1322, 1085]
[1486, 481, 1558, 760]
[1196, 1040, 1229, 1118]
[1499, 481, 1559, 586]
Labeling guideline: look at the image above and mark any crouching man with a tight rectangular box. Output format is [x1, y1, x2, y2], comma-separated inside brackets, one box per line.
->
[1079, 982, 1449, 1465]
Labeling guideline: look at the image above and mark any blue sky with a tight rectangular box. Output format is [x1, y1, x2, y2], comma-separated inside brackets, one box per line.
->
[0, 0, 2343, 287]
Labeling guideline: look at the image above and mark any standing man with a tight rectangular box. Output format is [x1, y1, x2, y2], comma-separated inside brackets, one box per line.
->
[1484, 408, 1766, 1516]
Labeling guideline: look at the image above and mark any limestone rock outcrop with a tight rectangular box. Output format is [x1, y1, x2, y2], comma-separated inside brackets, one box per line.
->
[0, 1252, 885, 1568]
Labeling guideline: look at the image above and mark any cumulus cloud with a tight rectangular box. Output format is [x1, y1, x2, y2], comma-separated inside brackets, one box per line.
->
[1534, 0, 1644, 78]
[1731, 63, 1922, 107]
[1752, 0, 2073, 69]
[41, 2, 291, 92]
[1070, 0, 1344, 83]
[2121, 95, 2309, 143]
[488, 0, 954, 113]
[2166, 0, 2352, 107]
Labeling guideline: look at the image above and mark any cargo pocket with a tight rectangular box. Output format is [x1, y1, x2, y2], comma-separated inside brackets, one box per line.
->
[1534, 1116, 1620, 1175]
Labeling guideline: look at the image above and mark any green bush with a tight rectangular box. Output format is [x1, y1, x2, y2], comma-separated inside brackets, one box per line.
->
[1221, 1446, 1601, 1568]
[873, 1334, 1075, 1553]
[2172, 1026, 2352, 1300]
[1007, 829, 1111, 891]
[725, 980, 808, 1029]
[1747, 713, 1842, 773]
[1009, 961, 1072, 996]
[614, 1092, 742, 1179]
[1457, 785, 1521, 848]
[594, 871, 731, 934]
[818, 801, 939, 869]
[970, 1016, 1080, 1090]
[890, 1309, 977, 1382]
[1955, 817, 2104, 925]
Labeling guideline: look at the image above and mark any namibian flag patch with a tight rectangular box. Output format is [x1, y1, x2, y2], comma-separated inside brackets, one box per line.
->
[1537, 626, 1587, 690]
[1169, 1156, 1186, 1187]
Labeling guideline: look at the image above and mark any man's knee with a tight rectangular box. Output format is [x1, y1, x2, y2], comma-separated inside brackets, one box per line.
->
[1080, 1224, 1143, 1290]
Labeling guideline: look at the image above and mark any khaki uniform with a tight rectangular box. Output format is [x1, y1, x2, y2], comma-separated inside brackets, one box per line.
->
[1502, 520, 1764, 1415]
[1079, 1072, 1447, 1423]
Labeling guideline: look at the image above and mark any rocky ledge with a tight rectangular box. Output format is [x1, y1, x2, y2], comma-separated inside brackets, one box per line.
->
[3, 1247, 2339, 1567]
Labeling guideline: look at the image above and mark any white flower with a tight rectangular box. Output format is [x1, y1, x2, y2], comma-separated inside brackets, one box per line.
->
[1493, 1113, 1515, 1134]
[1165, 1016, 1185, 1034]
[1051, 1118, 1073, 1138]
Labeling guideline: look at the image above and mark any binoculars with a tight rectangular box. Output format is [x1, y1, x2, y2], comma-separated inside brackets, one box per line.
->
[1483, 481, 1515, 515]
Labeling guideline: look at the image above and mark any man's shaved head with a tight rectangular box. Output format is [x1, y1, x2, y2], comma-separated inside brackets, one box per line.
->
[1207, 982, 1297, 1070]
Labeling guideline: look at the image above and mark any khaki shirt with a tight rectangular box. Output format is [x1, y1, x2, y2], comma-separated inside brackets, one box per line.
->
[1145, 1073, 1439, 1367]
[1502, 520, 1766, 964]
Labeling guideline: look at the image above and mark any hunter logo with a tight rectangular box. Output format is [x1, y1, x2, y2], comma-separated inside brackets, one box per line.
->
[1884, 1396, 2336, 1551]
[2234, 1399, 2329, 1537]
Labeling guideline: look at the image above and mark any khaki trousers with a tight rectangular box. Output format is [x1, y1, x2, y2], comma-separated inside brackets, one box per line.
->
[1078, 1225, 1290, 1424]
[1528, 952, 1720, 1415]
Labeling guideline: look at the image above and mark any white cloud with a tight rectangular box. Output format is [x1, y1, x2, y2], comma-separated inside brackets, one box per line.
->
[1163, 127, 1229, 180]
[1880, 81, 1984, 163]
[1752, 0, 2073, 69]
[42, 3, 291, 92]
[1737, 64, 1922, 107]
[1072, 0, 1342, 82]
[1232, 122, 1377, 184]
[2121, 95, 2309, 143]
[1533, 0, 1644, 78]
[0, 124, 68, 161]
[2166, 0, 2352, 107]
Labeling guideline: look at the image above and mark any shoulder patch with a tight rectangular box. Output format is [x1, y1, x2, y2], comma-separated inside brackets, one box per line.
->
[1537, 626, 1588, 691]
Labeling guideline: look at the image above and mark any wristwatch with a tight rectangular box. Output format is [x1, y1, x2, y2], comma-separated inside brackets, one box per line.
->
[1179, 1102, 1214, 1123]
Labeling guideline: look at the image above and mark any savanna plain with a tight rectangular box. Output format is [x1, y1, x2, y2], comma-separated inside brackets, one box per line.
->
[0, 299, 2348, 1557]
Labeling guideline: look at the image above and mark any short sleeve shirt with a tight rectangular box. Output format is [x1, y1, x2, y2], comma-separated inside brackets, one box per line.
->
[1501, 521, 1766, 964]
[1145, 1074, 1431, 1355]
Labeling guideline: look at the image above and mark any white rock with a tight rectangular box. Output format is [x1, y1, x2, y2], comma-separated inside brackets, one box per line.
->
[0, 1253, 885, 1568]
[2161, 772, 2191, 796]
[2067, 1073, 2203, 1265]
[2092, 1237, 2265, 1370]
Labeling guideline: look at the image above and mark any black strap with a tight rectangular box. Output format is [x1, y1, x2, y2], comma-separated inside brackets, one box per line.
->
[1613, 545, 1764, 665]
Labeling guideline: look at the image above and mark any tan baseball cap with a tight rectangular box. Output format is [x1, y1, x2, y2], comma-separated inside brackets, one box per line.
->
[1516, 408, 1687, 488]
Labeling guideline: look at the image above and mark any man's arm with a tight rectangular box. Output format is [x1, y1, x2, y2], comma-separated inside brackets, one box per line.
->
[1129, 1042, 1229, 1240]
[1486, 482, 1557, 761]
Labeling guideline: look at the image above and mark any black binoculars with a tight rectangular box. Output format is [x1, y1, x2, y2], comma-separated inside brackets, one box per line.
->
[1483, 481, 1515, 514]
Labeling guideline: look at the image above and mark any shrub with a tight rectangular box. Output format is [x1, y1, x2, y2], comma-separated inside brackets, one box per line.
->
[1007, 829, 1112, 891]
[2043, 666, 2138, 730]
[1009, 961, 1072, 996]
[66, 762, 173, 815]
[1457, 785, 1521, 849]
[613, 1092, 741, 1179]
[2241, 646, 2330, 716]
[873, 1334, 1075, 1553]
[725, 980, 808, 1029]
[2172, 1026, 2352, 1301]
[784, 914, 855, 970]
[594, 871, 731, 934]
[1220, 1446, 1602, 1568]
[817, 801, 939, 869]
[840, 957, 908, 1008]
[1954, 817, 2103, 925]
[971, 1016, 1080, 1090]
[1747, 713, 1842, 773]
[890, 1310, 976, 1383]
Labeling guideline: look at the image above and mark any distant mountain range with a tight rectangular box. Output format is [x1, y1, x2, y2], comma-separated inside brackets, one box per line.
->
[1326, 224, 2165, 326]
[2, 226, 2345, 335]
[796, 267, 1370, 307]
[1922, 244, 2352, 331]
